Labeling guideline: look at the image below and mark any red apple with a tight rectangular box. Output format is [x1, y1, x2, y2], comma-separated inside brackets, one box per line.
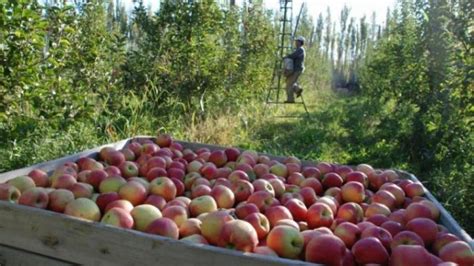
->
[244, 212, 270, 240]
[307, 202, 334, 229]
[217, 220, 258, 252]
[118, 181, 147, 206]
[381, 221, 403, 237]
[372, 190, 396, 210]
[285, 198, 308, 222]
[390, 245, 436, 266]
[179, 218, 202, 237]
[406, 217, 438, 246]
[0, 183, 21, 203]
[390, 230, 425, 250]
[405, 202, 433, 221]
[322, 173, 344, 188]
[48, 189, 75, 212]
[341, 181, 365, 203]
[306, 234, 346, 265]
[300, 177, 323, 196]
[8, 176, 36, 192]
[149, 177, 176, 201]
[191, 184, 212, 198]
[200, 210, 234, 245]
[144, 195, 166, 210]
[146, 217, 179, 239]
[104, 199, 134, 213]
[210, 185, 235, 209]
[287, 172, 305, 186]
[336, 203, 363, 224]
[119, 161, 139, 179]
[235, 202, 259, 219]
[351, 237, 389, 265]
[439, 241, 474, 266]
[101, 207, 134, 229]
[302, 167, 321, 179]
[265, 205, 293, 228]
[334, 222, 361, 248]
[208, 150, 227, 167]
[267, 225, 304, 259]
[299, 187, 318, 207]
[247, 190, 275, 212]
[95, 192, 120, 212]
[28, 169, 49, 187]
[86, 169, 108, 190]
[252, 179, 275, 197]
[365, 202, 391, 217]
[316, 162, 334, 175]
[162, 205, 188, 227]
[361, 226, 393, 250]
[380, 183, 405, 206]
[18, 187, 49, 209]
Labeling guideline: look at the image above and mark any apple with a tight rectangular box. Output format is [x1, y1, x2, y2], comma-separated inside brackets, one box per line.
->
[404, 182, 425, 198]
[130, 204, 162, 232]
[252, 179, 275, 197]
[200, 163, 218, 180]
[118, 161, 139, 179]
[267, 225, 304, 259]
[306, 234, 346, 265]
[390, 245, 436, 266]
[210, 185, 235, 209]
[86, 169, 108, 190]
[389, 209, 407, 226]
[355, 163, 374, 177]
[351, 237, 389, 265]
[145, 217, 179, 239]
[357, 221, 376, 232]
[372, 190, 396, 210]
[253, 164, 270, 178]
[105, 150, 126, 166]
[316, 196, 339, 214]
[254, 246, 278, 257]
[390, 230, 425, 250]
[149, 177, 177, 201]
[316, 162, 333, 175]
[274, 219, 299, 230]
[335, 165, 353, 178]
[28, 169, 49, 187]
[269, 163, 288, 178]
[341, 181, 365, 203]
[367, 214, 389, 226]
[186, 160, 203, 173]
[191, 184, 212, 198]
[224, 148, 240, 162]
[324, 187, 342, 204]
[360, 226, 392, 250]
[405, 202, 433, 221]
[298, 187, 318, 207]
[247, 190, 277, 212]
[244, 212, 270, 240]
[334, 222, 361, 248]
[155, 133, 172, 147]
[0, 183, 21, 203]
[101, 207, 134, 229]
[51, 174, 77, 190]
[201, 210, 234, 245]
[266, 179, 284, 198]
[418, 199, 440, 221]
[77, 157, 103, 171]
[141, 143, 160, 155]
[217, 220, 258, 252]
[179, 218, 202, 237]
[336, 202, 364, 224]
[120, 148, 136, 161]
[99, 175, 126, 193]
[104, 199, 134, 213]
[228, 170, 250, 183]
[365, 202, 391, 217]
[118, 181, 147, 206]
[180, 234, 209, 244]
[95, 192, 120, 212]
[7, 175, 36, 192]
[70, 182, 93, 199]
[213, 177, 232, 189]
[64, 198, 101, 221]
[145, 167, 167, 182]
[430, 233, 460, 255]
[285, 198, 308, 222]
[162, 205, 188, 227]
[302, 167, 321, 179]
[189, 195, 217, 217]
[18, 187, 49, 209]
[322, 173, 344, 188]
[265, 205, 293, 228]
[380, 183, 405, 206]
[307, 202, 334, 229]
[77, 170, 91, 183]
[368, 171, 388, 190]
[406, 217, 438, 246]
[126, 142, 142, 157]
[144, 195, 166, 210]
[439, 240, 474, 266]
[235, 202, 259, 219]
[380, 220, 403, 237]
[48, 189, 75, 212]
[207, 150, 227, 167]
[287, 172, 305, 186]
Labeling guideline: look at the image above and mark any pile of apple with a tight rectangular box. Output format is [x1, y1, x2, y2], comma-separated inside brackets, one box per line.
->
[1, 134, 473, 266]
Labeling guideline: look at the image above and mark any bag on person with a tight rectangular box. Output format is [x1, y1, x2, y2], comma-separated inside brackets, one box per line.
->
[283, 58, 294, 77]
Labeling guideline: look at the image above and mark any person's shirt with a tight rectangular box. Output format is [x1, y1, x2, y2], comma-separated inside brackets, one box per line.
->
[286, 46, 305, 72]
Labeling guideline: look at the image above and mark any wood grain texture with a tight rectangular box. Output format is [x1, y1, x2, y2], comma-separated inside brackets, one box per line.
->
[0, 244, 73, 266]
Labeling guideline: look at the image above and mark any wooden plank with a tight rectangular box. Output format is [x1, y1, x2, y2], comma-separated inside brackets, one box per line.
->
[0, 244, 73, 266]
[0, 202, 312, 266]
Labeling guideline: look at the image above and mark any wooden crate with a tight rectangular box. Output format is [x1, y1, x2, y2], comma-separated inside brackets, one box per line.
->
[0, 136, 472, 265]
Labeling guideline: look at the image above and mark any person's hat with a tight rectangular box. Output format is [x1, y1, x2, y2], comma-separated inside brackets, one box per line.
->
[295, 36, 306, 43]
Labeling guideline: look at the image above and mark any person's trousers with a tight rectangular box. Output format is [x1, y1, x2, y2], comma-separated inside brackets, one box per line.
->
[285, 71, 302, 101]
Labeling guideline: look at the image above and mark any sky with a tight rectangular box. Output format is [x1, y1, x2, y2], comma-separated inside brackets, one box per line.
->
[124, 0, 397, 26]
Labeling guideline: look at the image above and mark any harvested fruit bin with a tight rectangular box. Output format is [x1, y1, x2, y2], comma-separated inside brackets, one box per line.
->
[0, 136, 472, 265]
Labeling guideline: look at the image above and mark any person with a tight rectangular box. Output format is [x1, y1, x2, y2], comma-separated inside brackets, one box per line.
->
[283, 36, 305, 103]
